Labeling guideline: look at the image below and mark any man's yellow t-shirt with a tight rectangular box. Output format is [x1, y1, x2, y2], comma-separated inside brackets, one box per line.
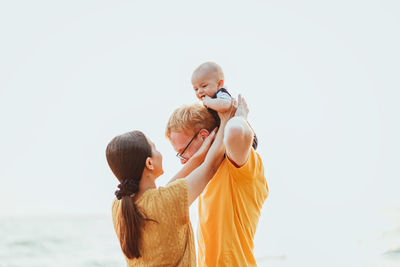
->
[197, 148, 268, 267]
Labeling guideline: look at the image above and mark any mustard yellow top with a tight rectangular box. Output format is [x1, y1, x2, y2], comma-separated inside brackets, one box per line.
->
[197, 148, 269, 267]
[112, 179, 195, 267]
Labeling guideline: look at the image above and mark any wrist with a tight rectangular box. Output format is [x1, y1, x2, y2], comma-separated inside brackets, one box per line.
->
[189, 153, 203, 165]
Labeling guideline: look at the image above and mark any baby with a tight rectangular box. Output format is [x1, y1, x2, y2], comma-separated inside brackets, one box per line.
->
[191, 61, 258, 150]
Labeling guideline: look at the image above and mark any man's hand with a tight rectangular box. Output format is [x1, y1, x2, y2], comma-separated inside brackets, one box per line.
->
[218, 97, 237, 125]
[234, 94, 249, 119]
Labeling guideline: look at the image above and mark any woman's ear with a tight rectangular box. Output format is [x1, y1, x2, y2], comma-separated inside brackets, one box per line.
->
[145, 157, 154, 171]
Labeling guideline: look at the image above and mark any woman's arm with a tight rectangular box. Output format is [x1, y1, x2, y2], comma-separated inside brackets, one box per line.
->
[167, 129, 217, 184]
[186, 100, 237, 205]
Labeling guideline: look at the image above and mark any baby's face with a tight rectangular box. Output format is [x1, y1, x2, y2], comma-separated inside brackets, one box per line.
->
[192, 71, 220, 100]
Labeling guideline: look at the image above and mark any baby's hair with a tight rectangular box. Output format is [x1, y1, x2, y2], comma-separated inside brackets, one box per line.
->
[192, 61, 224, 81]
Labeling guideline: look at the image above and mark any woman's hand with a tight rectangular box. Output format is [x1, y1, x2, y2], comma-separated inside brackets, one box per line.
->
[190, 128, 217, 164]
[167, 128, 217, 185]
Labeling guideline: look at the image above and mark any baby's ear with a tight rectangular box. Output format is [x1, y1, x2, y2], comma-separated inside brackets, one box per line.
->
[218, 79, 224, 88]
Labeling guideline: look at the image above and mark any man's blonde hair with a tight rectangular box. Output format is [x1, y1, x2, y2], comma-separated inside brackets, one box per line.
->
[165, 103, 217, 139]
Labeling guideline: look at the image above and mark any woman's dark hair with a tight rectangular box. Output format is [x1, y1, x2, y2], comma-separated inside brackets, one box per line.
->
[106, 130, 152, 259]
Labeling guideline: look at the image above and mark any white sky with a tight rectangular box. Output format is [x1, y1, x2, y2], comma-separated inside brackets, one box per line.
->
[0, 0, 399, 222]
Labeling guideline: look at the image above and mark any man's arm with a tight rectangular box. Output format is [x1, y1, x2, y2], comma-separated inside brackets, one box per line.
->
[224, 95, 254, 167]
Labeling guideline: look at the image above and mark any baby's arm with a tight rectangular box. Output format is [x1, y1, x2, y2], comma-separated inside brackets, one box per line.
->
[202, 95, 231, 112]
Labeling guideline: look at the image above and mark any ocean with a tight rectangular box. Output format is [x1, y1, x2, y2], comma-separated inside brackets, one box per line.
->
[0, 214, 125, 267]
[1, 207, 399, 267]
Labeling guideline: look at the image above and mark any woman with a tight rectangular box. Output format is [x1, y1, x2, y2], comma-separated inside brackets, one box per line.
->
[106, 103, 234, 266]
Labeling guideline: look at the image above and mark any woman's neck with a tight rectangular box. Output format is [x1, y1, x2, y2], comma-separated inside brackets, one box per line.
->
[135, 172, 157, 200]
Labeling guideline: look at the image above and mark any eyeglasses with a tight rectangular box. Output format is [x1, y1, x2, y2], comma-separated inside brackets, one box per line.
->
[176, 132, 199, 161]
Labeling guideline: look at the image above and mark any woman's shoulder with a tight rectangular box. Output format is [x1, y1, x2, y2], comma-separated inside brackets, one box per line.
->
[158, 178, 187, 194]
[139, 178, 187, 204]
[137, 178, 189, 223]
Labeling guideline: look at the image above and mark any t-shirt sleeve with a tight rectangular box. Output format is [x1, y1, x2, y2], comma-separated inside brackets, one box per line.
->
[152, 179, 189, 225]
[226, 148, 264, 182]
[216, 91, 232, 100]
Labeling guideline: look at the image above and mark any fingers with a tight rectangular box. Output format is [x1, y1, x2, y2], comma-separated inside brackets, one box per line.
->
[229, 98, 238, 113]
[231, 98, 238, 109]
[209, 127, 217, 139]
[239, 94, 249, 112]
[233, 94, 249, 119]
[203, 129, 216, 145]
[231, 98, 238, 116]
[238, 94, 246, 107]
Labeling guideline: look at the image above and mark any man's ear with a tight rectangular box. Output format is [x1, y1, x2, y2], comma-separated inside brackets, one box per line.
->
[218, 79, 224, 88]
[145, 157, 154, 171]
[198, 129, 210, 140]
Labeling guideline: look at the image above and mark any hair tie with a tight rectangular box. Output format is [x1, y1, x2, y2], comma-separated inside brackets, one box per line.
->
[115, 179, 139, 200]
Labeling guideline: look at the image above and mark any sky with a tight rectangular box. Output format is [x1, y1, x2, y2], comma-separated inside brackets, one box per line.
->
[0, 0, 399, 229]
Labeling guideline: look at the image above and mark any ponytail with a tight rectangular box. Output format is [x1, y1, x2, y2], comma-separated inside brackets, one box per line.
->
[106, 130, 156, 259]
[118, 196, 148, 259]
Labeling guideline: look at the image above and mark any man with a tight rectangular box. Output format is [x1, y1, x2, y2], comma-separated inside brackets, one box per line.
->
[165, 96, 268, 266]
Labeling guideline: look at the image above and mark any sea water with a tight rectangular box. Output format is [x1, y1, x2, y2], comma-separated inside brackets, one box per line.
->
[0, 214, 124, 267]
[1, 206, 399, 267]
